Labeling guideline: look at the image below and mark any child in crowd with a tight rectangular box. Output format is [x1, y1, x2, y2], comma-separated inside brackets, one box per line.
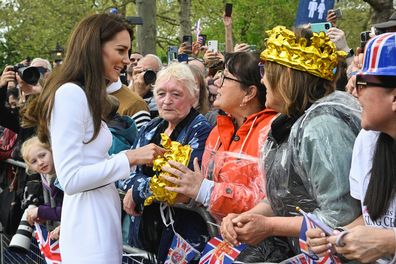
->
[21, 136, 63, 239]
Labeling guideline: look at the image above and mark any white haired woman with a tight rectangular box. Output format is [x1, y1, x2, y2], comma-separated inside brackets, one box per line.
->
[122, 62, 212, 263]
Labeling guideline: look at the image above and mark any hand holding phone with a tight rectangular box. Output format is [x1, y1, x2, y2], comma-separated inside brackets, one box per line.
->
[334, 9, 342, 19]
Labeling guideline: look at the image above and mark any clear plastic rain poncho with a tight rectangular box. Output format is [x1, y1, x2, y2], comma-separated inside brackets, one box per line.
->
[202, 148, 265, 218]
[260, 91, 362, 228]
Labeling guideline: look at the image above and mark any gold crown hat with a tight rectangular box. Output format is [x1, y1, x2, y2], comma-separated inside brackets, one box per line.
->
[260, 26, 347, 81]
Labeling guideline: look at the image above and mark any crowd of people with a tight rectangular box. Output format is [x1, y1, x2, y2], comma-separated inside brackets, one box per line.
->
[0, 6, 395, 264]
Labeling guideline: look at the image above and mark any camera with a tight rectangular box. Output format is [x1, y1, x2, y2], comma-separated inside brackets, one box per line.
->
[143, 70, 156, 85]
[360, 31, 371, 50]
[10, 64, 40, 85]
[8, 205, 37, 253]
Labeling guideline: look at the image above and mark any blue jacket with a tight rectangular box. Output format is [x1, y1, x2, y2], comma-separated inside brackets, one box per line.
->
[108, 114, 137, 155]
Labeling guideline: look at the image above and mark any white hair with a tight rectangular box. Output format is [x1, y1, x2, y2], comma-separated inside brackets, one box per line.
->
[31, 57, 52, 72]
[154, 62, 198, 102]
[143, 54, 163, 71]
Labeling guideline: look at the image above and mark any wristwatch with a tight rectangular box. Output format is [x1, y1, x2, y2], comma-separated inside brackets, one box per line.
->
[346, 48, 354, 58]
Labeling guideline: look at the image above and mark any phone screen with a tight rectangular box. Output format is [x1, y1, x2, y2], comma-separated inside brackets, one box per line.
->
[167, 46, 178, 64]
[225, 3, 233, 17]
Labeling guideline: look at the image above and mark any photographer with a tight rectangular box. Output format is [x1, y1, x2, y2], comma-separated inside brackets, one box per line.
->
[129, 54, 162, 118]
[0, 58, 51, 134]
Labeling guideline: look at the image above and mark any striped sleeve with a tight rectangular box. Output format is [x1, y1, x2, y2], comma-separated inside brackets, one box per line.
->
[131, 110, 151, 131]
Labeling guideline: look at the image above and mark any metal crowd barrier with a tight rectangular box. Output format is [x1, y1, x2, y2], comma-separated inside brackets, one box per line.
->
[1, 159, 219, 264]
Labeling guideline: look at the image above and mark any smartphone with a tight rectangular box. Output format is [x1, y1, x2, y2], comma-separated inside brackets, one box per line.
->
[310, 22, 332, 33]
[334, 8, 342, 19]
[182, 35, 192, 54]
[225, 3, 233, 17]
[360, 31, 371, 50]
[182, 35, 192, 46]
[198, 34, 207, 46]
[167, 46, 178, 64]
[306, 213, 334, 235]
[207, 40, 218, 53]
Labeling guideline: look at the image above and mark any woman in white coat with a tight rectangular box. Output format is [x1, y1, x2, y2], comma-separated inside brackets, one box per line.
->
[27, 13, 165, 263]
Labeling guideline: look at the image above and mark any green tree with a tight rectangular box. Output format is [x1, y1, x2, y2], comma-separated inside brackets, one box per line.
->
[0, 0, 97, 68]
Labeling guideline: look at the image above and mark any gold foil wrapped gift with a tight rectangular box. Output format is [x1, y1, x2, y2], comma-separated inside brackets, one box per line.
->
[144, 133, 192, 206]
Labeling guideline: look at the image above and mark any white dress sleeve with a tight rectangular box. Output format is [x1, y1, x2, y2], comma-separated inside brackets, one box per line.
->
[349, 129, 379, 201]
[50, 83, 130, 195]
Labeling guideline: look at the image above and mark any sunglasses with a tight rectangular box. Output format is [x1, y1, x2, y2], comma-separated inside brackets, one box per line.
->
[356, 74, 396, 93]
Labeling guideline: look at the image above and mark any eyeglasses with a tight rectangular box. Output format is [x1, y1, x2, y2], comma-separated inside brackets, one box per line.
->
[258, 62, 265, 78]
[219, 71, 247, 87]
[356, 74, 396, 94]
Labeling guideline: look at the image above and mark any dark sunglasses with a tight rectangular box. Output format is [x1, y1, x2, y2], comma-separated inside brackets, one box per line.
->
[356, 74, 396, 93]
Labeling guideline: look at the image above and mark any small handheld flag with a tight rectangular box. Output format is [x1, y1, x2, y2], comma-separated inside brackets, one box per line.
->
[165, 232, 200, 264]
[34, 223, 62, 264]
[199, 236, 246, 264]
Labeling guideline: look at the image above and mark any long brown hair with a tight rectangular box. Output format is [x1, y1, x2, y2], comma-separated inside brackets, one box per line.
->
[28, 13, 132, 144]
[265, 61, 335, 116]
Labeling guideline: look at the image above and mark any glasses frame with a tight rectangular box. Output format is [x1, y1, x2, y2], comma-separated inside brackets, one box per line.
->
[219, 71, 248, 87]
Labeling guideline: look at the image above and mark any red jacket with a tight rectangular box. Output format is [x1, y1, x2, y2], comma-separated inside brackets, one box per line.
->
[202, 108, 278, 217]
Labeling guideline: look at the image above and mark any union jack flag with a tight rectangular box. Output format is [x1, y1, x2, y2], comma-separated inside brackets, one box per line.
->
[34, 223, 62, 264]
[165, 232, 200, 264]
[199, 236, 246, 264]
[298, 213, 341, 264]
[281, 253, 309, 264]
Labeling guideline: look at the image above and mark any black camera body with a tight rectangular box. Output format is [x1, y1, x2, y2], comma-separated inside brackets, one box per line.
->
[11, 64, 40, 85]
[143, 70, 156, 85]
[360, 31, 371, 50]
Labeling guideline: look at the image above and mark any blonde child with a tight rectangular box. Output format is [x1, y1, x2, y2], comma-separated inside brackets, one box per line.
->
[21, 136, 63, 239]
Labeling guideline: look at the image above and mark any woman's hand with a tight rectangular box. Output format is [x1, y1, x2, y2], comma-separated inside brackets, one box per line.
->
[234, 43, 250, 53]
[125, 143, 166, 166]
[220, 213, 240, 245]
[0, 66, 16, 88]
[162, 157, 204, 199]
[123, 189, 142, 216]
[306, 228, 332, 256]
[50, 225, 61, 240]
[232, 213, 273, 245]
[26, 206, 40, 226]
[328, 226, 395, 263]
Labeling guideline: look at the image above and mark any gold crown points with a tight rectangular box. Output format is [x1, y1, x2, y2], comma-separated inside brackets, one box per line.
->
[260, 26, 347, 81]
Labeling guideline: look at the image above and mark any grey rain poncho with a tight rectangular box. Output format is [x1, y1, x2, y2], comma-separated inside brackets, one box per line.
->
[261, 91, 362, 228]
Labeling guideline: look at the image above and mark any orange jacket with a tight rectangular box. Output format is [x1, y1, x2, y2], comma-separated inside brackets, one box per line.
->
[202, 108, 278, 217]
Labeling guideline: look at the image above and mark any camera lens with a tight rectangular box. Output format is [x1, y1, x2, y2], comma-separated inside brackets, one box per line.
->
[325, 24, 330, 30]
[143, 70, 156, 85]
[18, 67, 40, 85]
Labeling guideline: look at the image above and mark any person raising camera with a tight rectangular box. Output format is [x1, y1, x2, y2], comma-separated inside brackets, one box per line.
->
[129, 54, 163, 118]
